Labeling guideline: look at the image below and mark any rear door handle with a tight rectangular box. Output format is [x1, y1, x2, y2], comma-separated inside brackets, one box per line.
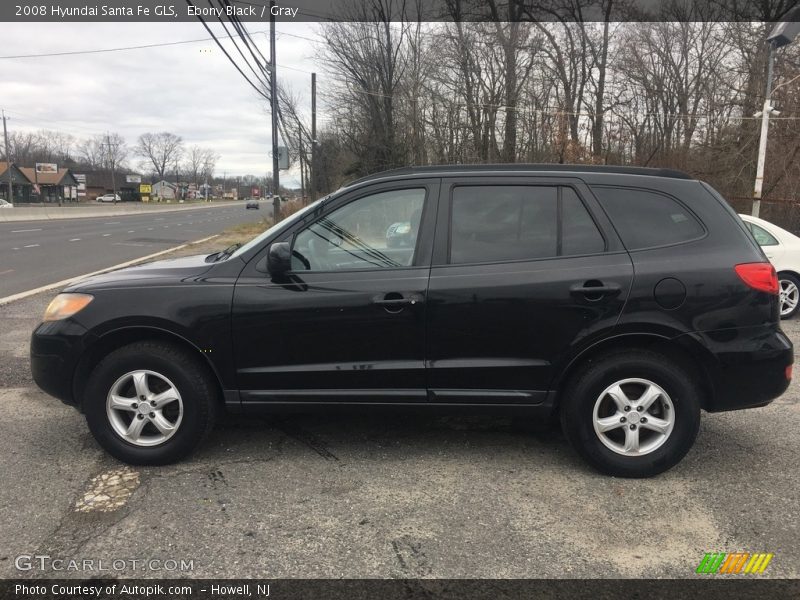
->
[569, 281, 622, 300]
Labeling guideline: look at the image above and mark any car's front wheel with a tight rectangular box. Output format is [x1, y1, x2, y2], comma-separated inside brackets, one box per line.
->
[560, 350, 701, 477]
[778, 272, 800, 319]
[84, 341, 218, 465]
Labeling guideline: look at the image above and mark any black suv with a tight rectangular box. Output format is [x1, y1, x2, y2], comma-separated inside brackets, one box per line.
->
[31, 165, 793, 477]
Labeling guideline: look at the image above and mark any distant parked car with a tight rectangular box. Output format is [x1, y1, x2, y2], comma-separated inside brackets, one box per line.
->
[246, 199, 259, 209]
[96, 193, 121, 203]
[740, 213, 800, 319]
[0, 199, 12, 208]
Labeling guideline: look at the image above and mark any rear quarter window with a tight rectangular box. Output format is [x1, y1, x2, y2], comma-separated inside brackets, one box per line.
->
[591, 186, 705, 250]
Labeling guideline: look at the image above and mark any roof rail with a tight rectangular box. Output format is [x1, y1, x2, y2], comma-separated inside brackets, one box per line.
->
[345, 163, 694, 186]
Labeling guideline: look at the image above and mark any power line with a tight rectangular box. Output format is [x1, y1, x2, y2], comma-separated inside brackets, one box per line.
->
[0, 30, 267, 60]
[209, 0, 270, 90]
[186, 0, 270, 101]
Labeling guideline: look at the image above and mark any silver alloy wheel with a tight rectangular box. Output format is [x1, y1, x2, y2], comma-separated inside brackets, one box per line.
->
[779, 279, 799, 317]
[106, 370, 183, 447]
[592, 378, 675, 457]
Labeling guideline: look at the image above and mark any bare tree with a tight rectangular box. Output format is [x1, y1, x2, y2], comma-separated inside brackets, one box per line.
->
[184, 145, 218, 186]
[136, 132, 183, 180]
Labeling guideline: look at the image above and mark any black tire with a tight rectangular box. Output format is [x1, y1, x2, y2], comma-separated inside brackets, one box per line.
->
[560, 350, 701, 478]
[84, 341, 219, 465]
[778, 272, 800, 320]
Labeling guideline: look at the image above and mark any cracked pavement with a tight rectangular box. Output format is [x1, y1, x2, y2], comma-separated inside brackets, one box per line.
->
[1, 293, 799, 579]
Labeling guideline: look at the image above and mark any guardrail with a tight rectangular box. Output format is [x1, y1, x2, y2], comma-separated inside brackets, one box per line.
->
[0, 200, 245, 222]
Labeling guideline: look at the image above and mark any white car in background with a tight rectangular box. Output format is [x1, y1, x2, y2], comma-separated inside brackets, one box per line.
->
[740, 213, 800, 319]
[0, 199, 12, 208]
[96, 193, 121, 202]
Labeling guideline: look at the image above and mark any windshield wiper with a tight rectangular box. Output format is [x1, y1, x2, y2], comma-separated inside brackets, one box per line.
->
[209, 243, 242, 262]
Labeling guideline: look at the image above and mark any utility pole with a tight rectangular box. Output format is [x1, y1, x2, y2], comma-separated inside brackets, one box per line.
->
[311, 72, 317, 204]
[104, 132, 117, 205]
[2, 110, 12, 204]
[270, 0, 280, 223]
[752, 8, 800, 217]
[752, 43, 775, 218]
[175, 159, 180, 202]
[299, 137, 305, 202]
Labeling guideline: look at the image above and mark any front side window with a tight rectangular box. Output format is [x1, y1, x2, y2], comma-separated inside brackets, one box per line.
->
[292, 188, 426, 271]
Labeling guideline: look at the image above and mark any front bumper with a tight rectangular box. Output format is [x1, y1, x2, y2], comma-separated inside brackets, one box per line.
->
[30, 319, 90, 408]
[685, 325, 793, 412]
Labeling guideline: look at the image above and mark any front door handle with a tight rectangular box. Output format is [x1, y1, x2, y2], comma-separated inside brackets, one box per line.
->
[569, 281, 622, 301]
[372, 292, 424, 310]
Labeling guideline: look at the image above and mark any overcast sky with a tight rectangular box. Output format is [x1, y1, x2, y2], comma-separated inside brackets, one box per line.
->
[2, 22, 324, 185]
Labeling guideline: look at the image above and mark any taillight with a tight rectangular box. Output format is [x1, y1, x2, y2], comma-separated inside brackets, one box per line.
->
[735, 263, 779, 295]
[786, 364, 793, 380]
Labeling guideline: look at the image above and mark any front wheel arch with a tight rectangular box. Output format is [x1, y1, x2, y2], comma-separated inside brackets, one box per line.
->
[74, 327, 224, 412]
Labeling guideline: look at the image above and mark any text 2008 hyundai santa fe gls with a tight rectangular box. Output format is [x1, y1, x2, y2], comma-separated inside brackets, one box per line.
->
[31, 165, 793, 477]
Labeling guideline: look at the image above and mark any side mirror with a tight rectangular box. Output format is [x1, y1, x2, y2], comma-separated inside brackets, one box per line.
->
[267, 242, 291, 277]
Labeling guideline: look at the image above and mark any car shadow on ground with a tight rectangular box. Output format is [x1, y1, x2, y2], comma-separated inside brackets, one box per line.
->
[196, 409, 575, 466]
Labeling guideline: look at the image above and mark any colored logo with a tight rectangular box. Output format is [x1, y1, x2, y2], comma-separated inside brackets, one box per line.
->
[696, 552, 774, 574]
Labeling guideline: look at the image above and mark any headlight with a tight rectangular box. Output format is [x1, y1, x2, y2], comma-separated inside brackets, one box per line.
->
[43, 293, 94, 322]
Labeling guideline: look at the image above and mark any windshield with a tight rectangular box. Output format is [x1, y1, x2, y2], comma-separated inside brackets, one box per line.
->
[228, 195, 332, 259]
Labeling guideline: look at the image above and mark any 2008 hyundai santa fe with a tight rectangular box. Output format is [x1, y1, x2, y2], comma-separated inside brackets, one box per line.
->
[30, 165, 793, 477]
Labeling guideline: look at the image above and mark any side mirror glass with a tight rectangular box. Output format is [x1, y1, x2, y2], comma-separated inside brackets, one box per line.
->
[267, 242, 291, 277]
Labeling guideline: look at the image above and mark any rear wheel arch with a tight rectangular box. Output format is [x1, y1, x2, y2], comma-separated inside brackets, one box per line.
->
[73, 327, 224, 411]
[551, 334, 714, 410]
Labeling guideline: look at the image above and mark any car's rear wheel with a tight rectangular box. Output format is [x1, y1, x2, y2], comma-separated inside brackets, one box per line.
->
[84, 341, 218, 465]
[560, 350, 701, 477]
[778, 273, 800, 319]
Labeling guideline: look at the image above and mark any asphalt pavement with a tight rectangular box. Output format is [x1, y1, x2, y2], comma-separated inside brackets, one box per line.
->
[0, 287, 798, 579]
[0, 203, 265, 299]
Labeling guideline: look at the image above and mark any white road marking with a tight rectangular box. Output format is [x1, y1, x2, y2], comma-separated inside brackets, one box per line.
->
[23, 244, 39, 248]
[102, 233, 111, 237]
[155, 217, 164, 221]
[69, 238, 81, 242]
[11, 228, 42, 233]
[127, 230, 135, 233]
[104, 221, 120, 225]
[0, 234, 220, 305]
[0, 269, 14, 275]
[147, 227, 153, 230]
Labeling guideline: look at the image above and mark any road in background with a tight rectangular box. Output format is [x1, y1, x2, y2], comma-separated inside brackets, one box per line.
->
[0, 203, 266, 297]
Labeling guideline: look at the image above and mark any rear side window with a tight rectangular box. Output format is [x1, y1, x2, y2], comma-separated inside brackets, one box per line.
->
[449, 185, 605, 264]
[562, 187, 605, 255]
[592, 186, 704, 250]
[450, 186, 557, 264]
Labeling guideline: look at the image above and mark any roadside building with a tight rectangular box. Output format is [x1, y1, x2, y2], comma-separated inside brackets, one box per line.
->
[0, 161, 34, 203]
[151, 180, 177, 200]
[19, 167, 79, 203]
[81, 170, 142, 201]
